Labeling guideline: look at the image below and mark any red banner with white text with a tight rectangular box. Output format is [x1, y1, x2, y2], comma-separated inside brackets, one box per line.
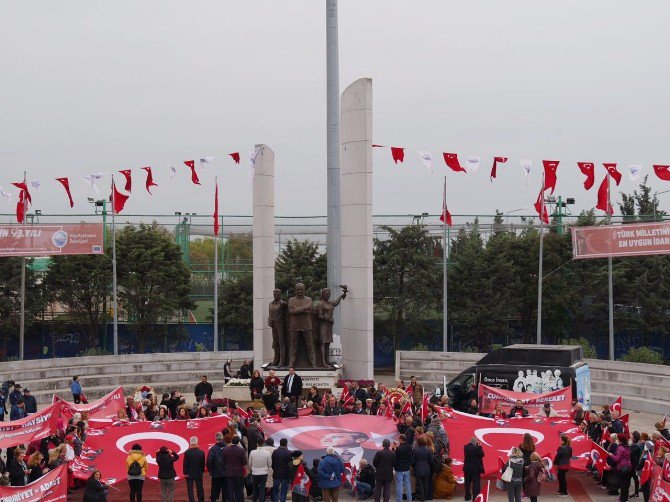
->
[0, 463, 68, 501]
[71, 415, 229, 484]
[53, 387, 125, 421]
[478, 384, 572, 415]
[0, 223, 104, 257]
[441, 410, 590, 481]
[0, 402, 61, 449]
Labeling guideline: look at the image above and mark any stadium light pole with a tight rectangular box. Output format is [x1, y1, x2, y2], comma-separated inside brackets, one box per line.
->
[326, 0, 342, 343]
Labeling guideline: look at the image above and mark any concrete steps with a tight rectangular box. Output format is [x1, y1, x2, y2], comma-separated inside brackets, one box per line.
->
[1, 351, 253, 405]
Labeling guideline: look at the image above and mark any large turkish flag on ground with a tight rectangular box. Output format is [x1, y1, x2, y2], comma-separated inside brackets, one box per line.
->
[441, 410, 589, 480]
[53, 386, 125, 421]
[0, 402, 61, 449]
[71, 415, 229, 484]
[0, 463, 68, 501]
[261, 415, 399, 467]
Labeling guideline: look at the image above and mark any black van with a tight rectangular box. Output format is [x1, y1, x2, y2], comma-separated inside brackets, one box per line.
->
[446, 344, 591, 411]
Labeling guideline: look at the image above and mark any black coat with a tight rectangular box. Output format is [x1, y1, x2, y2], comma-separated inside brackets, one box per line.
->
[194, 382, 214, 400]
[373, 448, 396, 481]
[463, 442, 485, 475]
[247, 424, 265, 452]
[23, 395, 37, 414]
[156, 451, 179, 480]
[221, 445, 247, 478]
[206, 442, 227, 478]
[394, 443, 413, 472]
[271, 446, 293, 480]
[83, 477, 108, 502]
[411, 446, 432, 478]
[9, 460, 27, 486]
[183, 446, 206, 479]
[282, 374, 303, 398]
[554, 445, 572, 467]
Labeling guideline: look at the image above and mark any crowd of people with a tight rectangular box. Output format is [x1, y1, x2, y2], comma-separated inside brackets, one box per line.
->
[0, 367, 667, 502]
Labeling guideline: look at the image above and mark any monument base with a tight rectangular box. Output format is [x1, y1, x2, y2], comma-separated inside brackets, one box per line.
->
[272, 368, 342, 391]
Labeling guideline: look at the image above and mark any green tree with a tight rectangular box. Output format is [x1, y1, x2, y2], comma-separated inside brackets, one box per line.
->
[116, 224, 196, 353]
[563, 337, 598, 358]
[43, 255, 112, 348]
[621, 346, 664, 364]
[618, 176, 665, 223]
[275, 240, 326, 297]
[216, 274, 253, 333]
[190, 235, 252, 273]
[0, 258, 44, 359]
[373, 225, 441, 350]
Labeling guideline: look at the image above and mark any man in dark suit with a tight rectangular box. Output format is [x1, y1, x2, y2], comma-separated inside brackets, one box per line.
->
[372, 439, 396, 502]
[222, 436, 248, 502]
[463, 437, 485, 501]
[281, 367, 302, 400]
[183, 436, 206, 502]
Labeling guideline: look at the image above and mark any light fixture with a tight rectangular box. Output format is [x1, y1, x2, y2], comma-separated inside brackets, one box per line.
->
[87, 197, 95, 203]
[34, 210, 42, 215]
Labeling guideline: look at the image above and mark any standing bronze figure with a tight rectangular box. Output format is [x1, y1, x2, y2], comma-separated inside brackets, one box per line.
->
[316, 285, 347, 367]
[287, 283, 317, 368]
[267, 288, 287, 366]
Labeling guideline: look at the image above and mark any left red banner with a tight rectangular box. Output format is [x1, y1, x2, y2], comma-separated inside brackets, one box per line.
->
[0, 223, 104, 257]
[53, 387, 125, 421]
[0, 463, 68, 501]
[0, 402, 61, 449]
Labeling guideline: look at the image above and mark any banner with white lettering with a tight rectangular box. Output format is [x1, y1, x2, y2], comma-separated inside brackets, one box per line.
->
[70, 415, 229, 483]
[478, 384, 572, 415]
[53, 386, 124, 421]
[572, 221, 670, 259]
[0, 402, 61, 449]
[0, 463, 67, 502]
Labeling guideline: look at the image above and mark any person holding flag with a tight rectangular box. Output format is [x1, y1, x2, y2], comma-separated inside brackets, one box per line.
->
[290, 451, 313, 502]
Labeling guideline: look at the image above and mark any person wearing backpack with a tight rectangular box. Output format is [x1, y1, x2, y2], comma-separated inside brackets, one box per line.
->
[524, 452, 546, 502]
[503, 447, 525, 502]
[126, 443, 148, 502]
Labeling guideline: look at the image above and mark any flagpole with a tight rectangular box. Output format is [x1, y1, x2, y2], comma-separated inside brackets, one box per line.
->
[213, 177, 219, 352]
[111, 175, 119, 356]
[442, 176, 448, 352]
[19, 171, 27, 361]
[607, 175, 614, 361]
[536, 172, 545, 345]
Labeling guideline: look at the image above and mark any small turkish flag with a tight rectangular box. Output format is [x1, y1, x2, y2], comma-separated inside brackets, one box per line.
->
[290, 462, 311, 496]
[578, 162, 595, 190]
[654, 165, 670, 181]
[235, 405, 250, 420]
[118, 169, 132, 192]
[611, 396, 622, 414]
[534, 187, 549, 224]
[639, 456, 653, 486]
[184, 160, 201, 185]
[16, 190, 26, 224]
[112, 181, 129, 214]
[55, 177, 75, 208]
[141, 167, 158, 194]
[443, 153, 466, 173]
[490, 157, 508, 181]
[596, 176, 613, 216]
[11, 182, 32, 204]
[391, 147, 405, 164]
[229, 152, 241, 164]
[590, 441, 610, 477]
[542, 160, 560, 194]
[439, 178, 452, 226]
[603, 163, 622, 186]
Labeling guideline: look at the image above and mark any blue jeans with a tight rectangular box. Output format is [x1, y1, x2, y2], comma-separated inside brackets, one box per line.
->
[395, 471, 411, 502]
[356, 481, 373, 499]
[272, 478, 289, 502]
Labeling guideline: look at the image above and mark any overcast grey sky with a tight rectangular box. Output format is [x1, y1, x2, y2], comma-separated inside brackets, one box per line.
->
[2, 1, 669, 220]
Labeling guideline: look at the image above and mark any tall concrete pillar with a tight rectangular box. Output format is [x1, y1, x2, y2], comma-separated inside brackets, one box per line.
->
[340, 78, 374, 380]
[253, 144, 275, 367]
